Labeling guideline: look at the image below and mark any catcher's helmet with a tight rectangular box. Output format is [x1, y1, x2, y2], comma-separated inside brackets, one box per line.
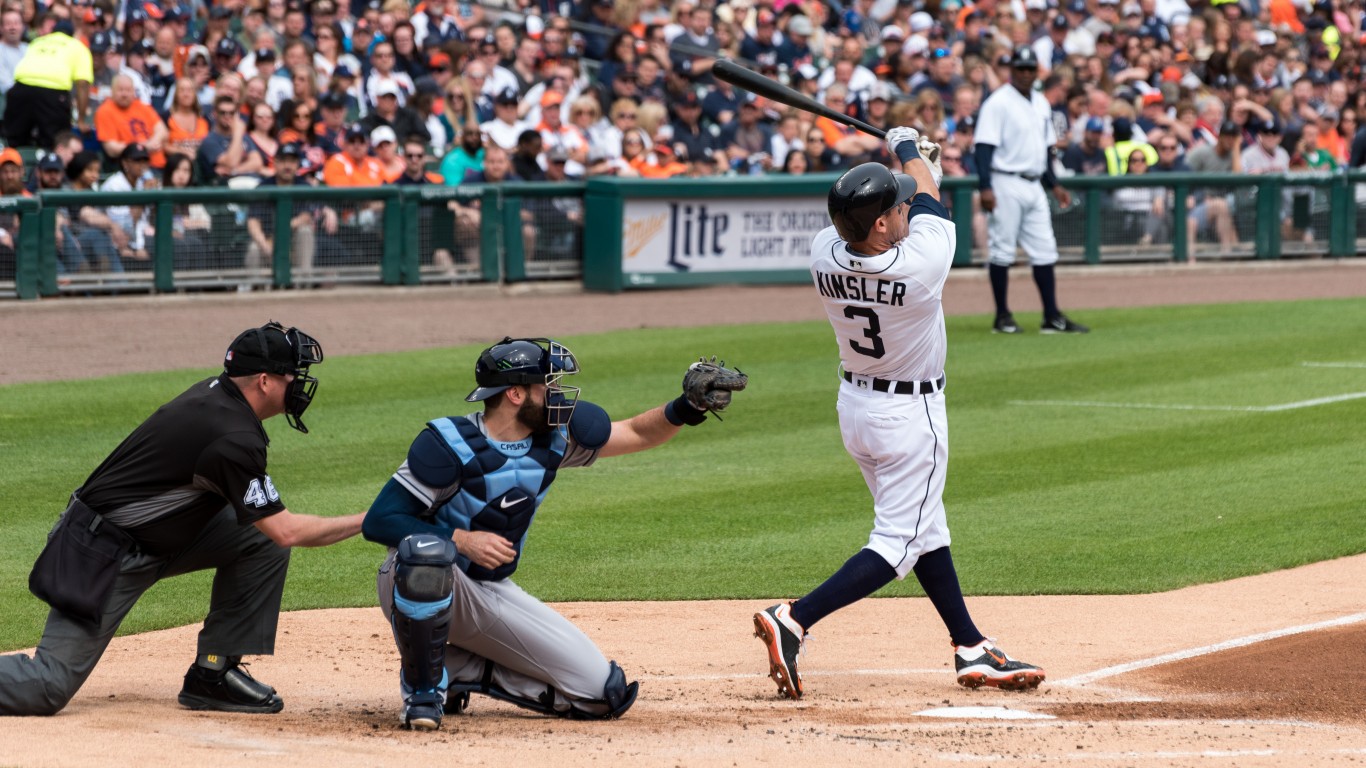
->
[466, 337, 581, 425]
[828, 162, 917, 243]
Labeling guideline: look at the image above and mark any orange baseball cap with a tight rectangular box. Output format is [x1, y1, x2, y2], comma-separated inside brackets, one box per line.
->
[0, 147, 22, 168]
[541, 90, 565, 107]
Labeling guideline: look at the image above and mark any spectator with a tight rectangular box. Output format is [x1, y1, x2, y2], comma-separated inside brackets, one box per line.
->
[481, 87, 532, 150]
[248, 101, 281, 174]
[214, 38, 245, 82]
[780, 148, 809, 175]
[459, 143, 537, 254]
[95, 73, 170, 168]
[370, 126, 404, 182]
[667, 90, 721, 171]
[598, 31, 639, 90]
[25, 129, 83, 193]
[1149, 135, 1191, 173]
[64, 151, 127, 273]
[1103, 116, 1156, 175]
[98, 143, 154, 264]
[365, 40, 418, 109]
[740, 9, 782, 69]
[537, 90, 587, 175]
[1185, 119, 1241, 250]
[1112, 148, 1169, 246]
[312, 22, 360, 84]
[315, 91, 349, 156]
[167, 76, 211, 159]
[438, 78, 480, 150]
[911, 88, 948, 139]
[0, 8, 27, 94]
[119, 39, 163, 110]
[719, 96, 776, 175]
[179, 45, 216, 115]
[197, 94, 264, 184]
[86, 31, 122, 111]
[390, 22, 425, 79]
[161, 153, 214, 267]
[246, 143, 337, 281]
[511, 128, 545, 181]
[4, 17, 92, 149]
[439, 126, 485, 186]
[359, 79, 431, 145]
[776, 13, 816, 69]
[278, 100, 326, 171]
[322, 123, 385, 186]
[1062, 117, 1109, 175]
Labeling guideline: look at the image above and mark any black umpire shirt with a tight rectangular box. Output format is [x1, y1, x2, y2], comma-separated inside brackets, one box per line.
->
[78, 375, 286, 556]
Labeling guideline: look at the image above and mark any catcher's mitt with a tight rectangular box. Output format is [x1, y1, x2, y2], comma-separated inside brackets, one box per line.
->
[682, 356, 748, 415]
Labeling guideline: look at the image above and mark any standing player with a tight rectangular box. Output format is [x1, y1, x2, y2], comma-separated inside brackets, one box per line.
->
[752, 128, 1046, 700]
[361, 338, 746, 729]
[0, 322, 365, 716]
[975, 47, 1089, 334]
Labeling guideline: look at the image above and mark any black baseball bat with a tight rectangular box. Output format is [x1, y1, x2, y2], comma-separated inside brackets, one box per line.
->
[711, 59, 887, 139]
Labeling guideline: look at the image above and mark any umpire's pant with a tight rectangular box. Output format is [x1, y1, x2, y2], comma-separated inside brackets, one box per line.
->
[2, 82, 73, 150]
[0, 505, 290, 715]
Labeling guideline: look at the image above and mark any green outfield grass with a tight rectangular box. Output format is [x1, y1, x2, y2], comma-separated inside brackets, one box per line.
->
[2, 298, 1365, 651]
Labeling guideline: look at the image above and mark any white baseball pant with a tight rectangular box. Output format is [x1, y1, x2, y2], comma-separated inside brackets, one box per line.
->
[987, 174, 1059, 267]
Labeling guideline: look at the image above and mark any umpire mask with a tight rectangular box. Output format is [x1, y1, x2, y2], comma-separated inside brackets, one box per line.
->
[224, 321, 325, 433]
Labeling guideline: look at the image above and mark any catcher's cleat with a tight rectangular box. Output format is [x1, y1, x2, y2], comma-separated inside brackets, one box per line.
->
[753, 603, 806, 700]
[178, 660, 284, 714]
[954, 640, 1046, 691]
[403, 691, 446, 731]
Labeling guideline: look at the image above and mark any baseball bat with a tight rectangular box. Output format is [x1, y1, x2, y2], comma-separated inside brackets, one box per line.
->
[711, 59, 887, 139]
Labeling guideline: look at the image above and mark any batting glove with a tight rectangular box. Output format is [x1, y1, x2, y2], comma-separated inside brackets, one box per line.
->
[917, 136, 943, 187]
[885, 126, 920, 163]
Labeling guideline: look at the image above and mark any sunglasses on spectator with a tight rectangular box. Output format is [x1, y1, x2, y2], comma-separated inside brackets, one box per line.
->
[218, 109, 237, 116]
[295, 111, 312, 118]
[616, 112, 637, 119]
[405, 151, 425, 159]
[807, 134, 824, 141]
[1159, 143, 1178, 150]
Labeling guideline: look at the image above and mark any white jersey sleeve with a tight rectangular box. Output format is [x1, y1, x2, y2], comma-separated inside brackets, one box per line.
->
[809, 201, 957, 383]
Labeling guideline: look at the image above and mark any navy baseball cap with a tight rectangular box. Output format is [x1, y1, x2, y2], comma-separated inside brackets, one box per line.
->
[121, 143, 150, 162]
[344, 123, 367, 141]
[38, 154, 65, 172]
[277, 141, 306, 160]
[255, 47, 277, 61]
[956, 114, 977, 132]
[1085, 116, 1105, 132]
[1255, 117, 1281, 134]
[320, 91, 347, 109]
[89, 30, 113, 53]
[1218, 119, 1241, 136]
[216, 38, 240, 57]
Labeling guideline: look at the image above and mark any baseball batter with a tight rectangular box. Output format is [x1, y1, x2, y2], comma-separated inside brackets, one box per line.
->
[361, 338, 746, 729]
[975, 46, 1089, 334]
[752, 129, 1045, 699]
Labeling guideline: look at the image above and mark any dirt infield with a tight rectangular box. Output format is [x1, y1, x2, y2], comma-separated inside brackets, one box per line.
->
[2, 260, 1365, 767]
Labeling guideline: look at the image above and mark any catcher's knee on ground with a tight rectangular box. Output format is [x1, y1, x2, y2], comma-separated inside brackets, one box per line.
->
[391, 534, 457, 701]
[452, 660, 639, 720]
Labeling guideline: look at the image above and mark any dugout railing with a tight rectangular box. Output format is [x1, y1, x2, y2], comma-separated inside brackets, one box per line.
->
[3, 170, 1365, 300]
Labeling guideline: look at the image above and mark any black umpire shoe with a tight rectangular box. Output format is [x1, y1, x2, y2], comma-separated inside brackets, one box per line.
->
[1040, 314, 1090, 334]
[178, 659, 284, 713]
[992, 313, 1021, 334]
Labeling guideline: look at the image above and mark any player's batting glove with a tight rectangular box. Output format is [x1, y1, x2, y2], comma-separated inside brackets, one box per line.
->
[667, 356, 749, 425]
[885, 126, 921, 164]
[917, 136, 944, 187]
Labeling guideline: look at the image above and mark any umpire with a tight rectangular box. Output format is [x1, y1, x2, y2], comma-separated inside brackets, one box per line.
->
[0, 322, 364, 716]
[3, 16, 92, 150]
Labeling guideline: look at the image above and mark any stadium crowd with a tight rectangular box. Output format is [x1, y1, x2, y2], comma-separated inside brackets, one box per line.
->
[2, 0, 1366, 269]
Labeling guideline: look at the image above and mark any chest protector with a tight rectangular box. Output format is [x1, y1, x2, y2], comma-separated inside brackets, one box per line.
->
[426, 417, 565, 581]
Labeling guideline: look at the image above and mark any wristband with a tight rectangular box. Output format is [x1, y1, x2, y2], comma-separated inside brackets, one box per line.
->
[894, 140, 921, 164]
[664, 395, 707, 426]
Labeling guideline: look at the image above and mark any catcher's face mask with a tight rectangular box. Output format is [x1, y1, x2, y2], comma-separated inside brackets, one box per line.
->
[542, 339, 580, 428]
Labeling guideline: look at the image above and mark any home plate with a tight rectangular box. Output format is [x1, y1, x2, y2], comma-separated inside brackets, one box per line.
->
[914, 706, 1056, 720]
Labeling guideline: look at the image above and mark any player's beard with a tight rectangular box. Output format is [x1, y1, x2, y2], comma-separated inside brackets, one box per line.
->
[516, 397, 555, 435]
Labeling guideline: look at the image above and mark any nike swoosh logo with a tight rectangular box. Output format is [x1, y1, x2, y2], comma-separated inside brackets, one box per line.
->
[499, 496, 523, 509]
[416, 541, 438, 549]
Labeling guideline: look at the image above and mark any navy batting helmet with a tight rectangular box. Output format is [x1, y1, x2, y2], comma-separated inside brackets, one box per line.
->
[828, 162, 917, 243]
[1010, 45, 1040, 69]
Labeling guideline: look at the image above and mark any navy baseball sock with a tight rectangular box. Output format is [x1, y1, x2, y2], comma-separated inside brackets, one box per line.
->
[790, 548, 895, 630]
[988, 264, 1011, 318]
[1032, 264, 1061, 321]
[912, 547, 985, 648]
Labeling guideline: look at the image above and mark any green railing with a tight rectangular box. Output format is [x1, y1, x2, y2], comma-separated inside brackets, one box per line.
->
[3, 170, 1365, 299]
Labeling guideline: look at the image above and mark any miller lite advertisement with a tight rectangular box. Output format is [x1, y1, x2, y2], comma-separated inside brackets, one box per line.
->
[619, 197, 831, 284]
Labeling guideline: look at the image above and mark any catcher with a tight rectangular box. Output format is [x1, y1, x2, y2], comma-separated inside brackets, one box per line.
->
[361, 337, 746, 729]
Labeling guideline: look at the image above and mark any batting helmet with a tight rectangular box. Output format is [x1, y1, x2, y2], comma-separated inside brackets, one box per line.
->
[1009, 45, 1040, 69]
[466, 337, 581, 425]
[828, 162, 917, 243]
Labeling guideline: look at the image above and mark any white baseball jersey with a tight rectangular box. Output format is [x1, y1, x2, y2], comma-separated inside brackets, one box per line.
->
[975, 83, 1055, 176]
[809, 206, 956, 383]
[811, 196, 957, 577]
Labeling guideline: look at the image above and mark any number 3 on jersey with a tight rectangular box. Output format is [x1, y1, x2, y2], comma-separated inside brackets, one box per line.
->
[844, 306, 886, 358]
[244, 476, 280, 508]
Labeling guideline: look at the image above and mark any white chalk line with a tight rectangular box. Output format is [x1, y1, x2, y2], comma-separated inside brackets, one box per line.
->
[935, 747, 1366, 763]
[1302, 361, 1366, 369]
[636, 667, 948, 682]
[1011, 391, 1366, 412]
[1054, 611, 1366, 687]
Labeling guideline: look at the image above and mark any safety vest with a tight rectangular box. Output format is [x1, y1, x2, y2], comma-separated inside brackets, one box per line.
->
[426, 416, 565, 581]
[1104, 140, 1159, 176]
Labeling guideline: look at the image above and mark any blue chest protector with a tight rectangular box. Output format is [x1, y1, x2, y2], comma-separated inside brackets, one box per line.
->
[423, 416, 565, 581]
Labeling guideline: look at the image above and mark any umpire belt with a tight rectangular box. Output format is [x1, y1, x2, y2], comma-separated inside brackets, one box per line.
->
[843, 370, 946, 396]
[994, 169, 1041, 182]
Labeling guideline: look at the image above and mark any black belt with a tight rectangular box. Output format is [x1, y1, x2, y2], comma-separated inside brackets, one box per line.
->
[843, 371, 946, 395]
[994, 169, 1041, 182]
